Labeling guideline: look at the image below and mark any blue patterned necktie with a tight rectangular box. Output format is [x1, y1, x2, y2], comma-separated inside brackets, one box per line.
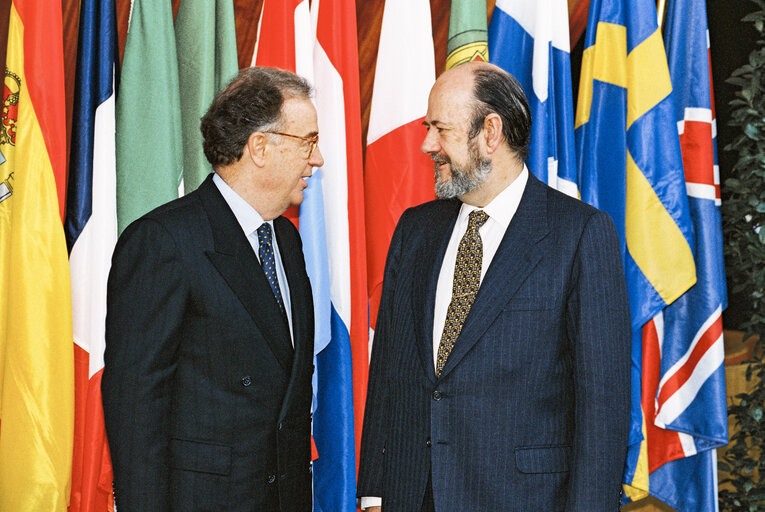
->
[256, 222, 287, 316]
[436, 209, 489, 377]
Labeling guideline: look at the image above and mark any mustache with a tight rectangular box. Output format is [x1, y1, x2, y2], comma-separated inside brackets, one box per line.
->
[431, 154, 450, 166]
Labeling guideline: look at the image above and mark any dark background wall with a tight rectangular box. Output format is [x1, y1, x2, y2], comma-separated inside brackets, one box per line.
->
[709, 0, 757, 329]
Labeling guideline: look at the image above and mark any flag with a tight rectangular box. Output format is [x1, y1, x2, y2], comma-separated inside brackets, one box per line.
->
[65, 0, 119, 510]
[365, 0, 435, 333]
[0, 1, 73, 510]
[642, 1, 728, 509]
[446, 0, 488, 69]
[175, 0, 239, 194]
[116, 0, 182, 232]
[252, 0, 313, 226]
[306, 1, 366, 508]
[252, 2, 362, 504]
[488, 0, 578, 197]
[574, 0, 697, 501]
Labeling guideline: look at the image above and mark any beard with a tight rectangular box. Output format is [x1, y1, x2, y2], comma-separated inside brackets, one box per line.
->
[433, 138, 491, 199]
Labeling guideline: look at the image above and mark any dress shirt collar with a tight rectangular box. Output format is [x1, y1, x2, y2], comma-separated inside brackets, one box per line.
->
[456, 165, 529, 228]
[212, 172, 269, 235]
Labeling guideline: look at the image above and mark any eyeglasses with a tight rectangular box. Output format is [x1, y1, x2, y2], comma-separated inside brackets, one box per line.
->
[264, 131, 319, 159]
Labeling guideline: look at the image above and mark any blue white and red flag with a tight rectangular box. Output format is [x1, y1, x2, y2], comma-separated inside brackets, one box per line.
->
[254, 2, 365, 508]
[64, 0, 118, 509]
[306, 0, 367, 510]
[642, 1, 728, 509]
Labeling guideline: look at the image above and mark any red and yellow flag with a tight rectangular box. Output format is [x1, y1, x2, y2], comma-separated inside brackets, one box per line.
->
[0, 1, 73, 510]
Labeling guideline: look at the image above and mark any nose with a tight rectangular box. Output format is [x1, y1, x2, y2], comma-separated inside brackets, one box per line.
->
[309, 144, 324, 169]
[420, 128, 440, 155]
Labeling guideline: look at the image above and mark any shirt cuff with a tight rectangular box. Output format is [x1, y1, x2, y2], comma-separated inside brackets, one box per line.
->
[360, 496, 382, 509]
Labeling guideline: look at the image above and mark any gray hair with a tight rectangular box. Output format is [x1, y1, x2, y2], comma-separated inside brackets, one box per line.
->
[200, 66, 312, 167]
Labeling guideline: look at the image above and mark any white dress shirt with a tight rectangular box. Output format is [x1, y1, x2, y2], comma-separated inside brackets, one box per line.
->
[213, 173, 294, 344]
[361, 166, 529, 510]
[431, 166, 528, 368]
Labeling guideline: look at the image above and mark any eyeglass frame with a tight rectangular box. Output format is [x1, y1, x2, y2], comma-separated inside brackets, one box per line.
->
[263, 130, 319, 159]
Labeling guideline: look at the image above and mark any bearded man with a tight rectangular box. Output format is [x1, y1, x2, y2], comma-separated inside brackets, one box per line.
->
[357, 61, 631, 511]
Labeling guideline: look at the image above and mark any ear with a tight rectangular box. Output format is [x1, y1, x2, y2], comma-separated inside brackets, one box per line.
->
[246, 132, 268, 168]
[483, 113, 503, 154]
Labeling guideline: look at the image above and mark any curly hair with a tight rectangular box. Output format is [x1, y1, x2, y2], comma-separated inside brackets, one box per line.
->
[200, 67, 312, 168]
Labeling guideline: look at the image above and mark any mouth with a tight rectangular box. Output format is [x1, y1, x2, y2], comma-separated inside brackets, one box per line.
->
[431, 154, 449, 168]
[432, 160, 450, 176]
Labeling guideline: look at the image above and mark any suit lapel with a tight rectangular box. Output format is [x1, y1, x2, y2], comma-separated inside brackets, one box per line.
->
[197, 176, 294, 371]
[274, 217, 311, 362]
[273, 216, 314, 422]
[438, 174, 551, 379]
[412, 200, 461, 384]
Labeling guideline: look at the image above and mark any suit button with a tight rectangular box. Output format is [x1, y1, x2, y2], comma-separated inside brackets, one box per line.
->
[267, 474, 276, 485]
[426, 438, 432, 447]
[241, 376, 251, 387]
[278, 422, 283, 431]
[432, 390, 442, 401]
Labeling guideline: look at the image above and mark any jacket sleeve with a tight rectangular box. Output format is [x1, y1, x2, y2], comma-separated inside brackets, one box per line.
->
[357, 209, 409, 498]
[102, 218, 187, 512]
[565, 210, 631, 511]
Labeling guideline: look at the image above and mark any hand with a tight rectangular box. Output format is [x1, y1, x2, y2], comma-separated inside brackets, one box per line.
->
[365, 507, 381, 512]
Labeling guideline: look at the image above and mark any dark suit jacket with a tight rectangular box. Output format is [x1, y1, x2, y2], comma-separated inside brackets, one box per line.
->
[103, 175, 314, 512]
[358, 174, 630, 511]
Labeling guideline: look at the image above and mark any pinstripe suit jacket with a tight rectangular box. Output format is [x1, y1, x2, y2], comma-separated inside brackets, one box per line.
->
[358, 173, 631, 511]
[103, 176, 314, 512]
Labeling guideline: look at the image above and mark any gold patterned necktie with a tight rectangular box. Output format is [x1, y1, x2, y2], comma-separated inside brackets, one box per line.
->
[436, 209, 489, 377]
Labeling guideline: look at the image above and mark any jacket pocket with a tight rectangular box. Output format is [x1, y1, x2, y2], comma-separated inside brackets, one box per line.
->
[514, 445, 571, 474]
[168, 438, 232, 476]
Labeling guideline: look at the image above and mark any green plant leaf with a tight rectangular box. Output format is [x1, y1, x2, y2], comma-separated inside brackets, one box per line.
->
[742, 11, 765, 23]
[720, 3, 765, 507]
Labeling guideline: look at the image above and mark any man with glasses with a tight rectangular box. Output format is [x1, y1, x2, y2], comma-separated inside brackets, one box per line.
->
[103, 67, 323, 512]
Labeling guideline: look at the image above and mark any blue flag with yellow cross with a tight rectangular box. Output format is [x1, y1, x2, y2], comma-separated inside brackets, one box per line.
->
[574, 0, 697, 501]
